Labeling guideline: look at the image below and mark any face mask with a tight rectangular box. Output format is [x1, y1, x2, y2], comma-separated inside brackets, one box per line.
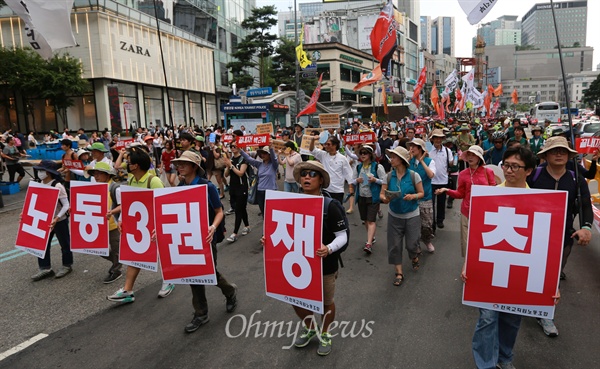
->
[38, 171, 48, 180]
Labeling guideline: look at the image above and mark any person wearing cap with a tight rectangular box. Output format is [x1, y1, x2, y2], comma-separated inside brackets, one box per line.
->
[351, 145, 386, 254]
[169, 150, 238, 333]
[240, 145, 278, 216]
[380, 146, 424, 286]
[527, 136, 592, 337]
[429, 129, 455, 230]
[107, 146, 174, 303]
[29, 160, 73, 281]
[435, 145, 496, 257]
[86, 162, 123, 284]
[265, 160, 347, 355]
[407, 138, 436, 253]
[223, 143, 251, 242]
[69, 142, 113, 181]
[529, 126, 545, 161]
[309, 135, 353, 204]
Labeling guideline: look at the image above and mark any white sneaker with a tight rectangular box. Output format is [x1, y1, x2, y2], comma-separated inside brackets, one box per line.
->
[158, 283, 175, 298]
[241, 227, 251, 235]
[227, 234, 238, 243]
[426, 243, 435, 253]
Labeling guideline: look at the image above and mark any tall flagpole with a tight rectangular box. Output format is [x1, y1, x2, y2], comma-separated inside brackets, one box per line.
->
[294, 0, 299, 126]
[153, 0, 173, 128]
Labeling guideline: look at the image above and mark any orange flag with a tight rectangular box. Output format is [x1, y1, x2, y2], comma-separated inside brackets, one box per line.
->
[353, 65, 382, 91]
[382, 88, 389, 115]
[511, 88, 519, 105]
[493, 83, 503, 97]
[430, 81, 439, 109]
[484, 85, 493, 118]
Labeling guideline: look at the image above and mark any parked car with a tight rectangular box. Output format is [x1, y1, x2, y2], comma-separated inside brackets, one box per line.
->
[575, 121, 600, 138]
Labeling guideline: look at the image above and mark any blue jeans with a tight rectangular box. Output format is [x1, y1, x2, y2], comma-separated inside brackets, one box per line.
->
[284, 181, 299, 193]
[472, 308, 522, 369]
[38, 218, 73, 270]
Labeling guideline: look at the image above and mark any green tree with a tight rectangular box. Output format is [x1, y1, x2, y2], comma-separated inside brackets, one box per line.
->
[582, 74, 600, 108]
[270, 37, 317, 95]
[227, 6, 277, 88]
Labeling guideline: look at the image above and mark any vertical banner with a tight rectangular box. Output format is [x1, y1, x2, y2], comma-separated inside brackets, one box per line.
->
[107, 85, 122, 134]
[154, 186, 217, 285]
[463, 186, 567, 319]
[15, 182, 60, 258]
[70, 181, 109, 256]
[119, 186, 158, 271]
[264, 190, 324, 314]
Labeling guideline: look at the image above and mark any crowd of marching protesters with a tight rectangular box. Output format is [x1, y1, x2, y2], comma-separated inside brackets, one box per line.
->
[4, 112, 596, 365]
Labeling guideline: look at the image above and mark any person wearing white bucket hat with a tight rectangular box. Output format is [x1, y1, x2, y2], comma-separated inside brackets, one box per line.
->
[435, 145, 496, 257]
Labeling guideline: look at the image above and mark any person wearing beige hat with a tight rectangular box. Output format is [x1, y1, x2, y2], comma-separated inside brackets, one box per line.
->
[407, 138, 436, 253]
[435, 145, 496, 257]
[380, 146, 424, 286]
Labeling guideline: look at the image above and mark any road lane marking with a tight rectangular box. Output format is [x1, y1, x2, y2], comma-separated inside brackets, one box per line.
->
[0, 333, 48, 361]
[0, 252, 28, 263]
[0, 249, 23, 258]
[0, 239, 59, 263]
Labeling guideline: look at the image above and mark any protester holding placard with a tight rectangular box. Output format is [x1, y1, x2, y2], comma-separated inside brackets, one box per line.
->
[171, 151, 238, 333]
[309, 136, 353, 204]
[107, 147, 174, 302]
[279, 141, 302, 193]
[29, 160, 73, 281]
[380, 147, 423, 286]
[223, 144, 251, 242]
[240, 145, 278, 216]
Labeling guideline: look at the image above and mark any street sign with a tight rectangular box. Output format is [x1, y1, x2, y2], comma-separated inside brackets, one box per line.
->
[301, 72, 318, 78]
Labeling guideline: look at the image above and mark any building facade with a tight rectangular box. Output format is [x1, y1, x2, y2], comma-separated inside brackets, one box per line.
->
[277, 10, 302, 40]
[502, 78, 560, 105]
[473, 15, 521, 50]
[521, 1, 588, 49]
[558, 70, 600, 108]
[421, 15, 455, 57]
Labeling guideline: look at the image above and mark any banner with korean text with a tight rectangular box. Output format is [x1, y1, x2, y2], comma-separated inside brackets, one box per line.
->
[463, 185, 567, 319]
[115, 138, 134, 150]
[319, 114, 340, 129]
[62, 159, 85, 171]
[255, 123, 274, 135]
[575, 137, 600, 154]
[343, 132, 376, 146]
[70, 182, 109, 256]
[264, 190, 324, 314]
[119, 186, 158, 271]
[15, 182, 60, 258]
[154, 185, 217, 285]
[236, 134, 271, 148]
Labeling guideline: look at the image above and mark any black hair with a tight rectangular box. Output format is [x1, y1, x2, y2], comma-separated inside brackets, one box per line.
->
[284, 141, 296, 151]
[502, 146, 536, 170]
[61, 139, 72, 148]
[233, 129, 244, 137]
[179, 132, 195, 142]
[327, 136, 340, 151]
[128, 146, 151, 171]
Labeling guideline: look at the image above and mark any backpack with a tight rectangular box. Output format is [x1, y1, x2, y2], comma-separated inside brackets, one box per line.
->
[109, 181, 121, 221]
[50, 179, 70, 216]
[323, 195, 350, 267]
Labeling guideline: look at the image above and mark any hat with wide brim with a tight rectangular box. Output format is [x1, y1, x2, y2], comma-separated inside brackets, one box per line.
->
[293, 160, 330, 189]
[76, 149, 90, 158]
[144, 135, 154, 142]
[537, 136, 578, 159]
[530, 125, 543, 132]
[408, 138, 427, 152]
[85, 161, 115, 177]
[459, 123, 470, 131]
[256, 146, 270, 156]
[430, 129, 445, 142]
[33, 160, 61, 176]
[295, 122, 305, 130]
[461, 145, 485, 164]
[386, 146, 411, 166]
[90, 142, 108, 152]
[171, 150, 205, 176]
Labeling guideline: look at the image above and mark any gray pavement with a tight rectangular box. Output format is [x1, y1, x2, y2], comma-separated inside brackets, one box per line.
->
[0, 180, 599, 368]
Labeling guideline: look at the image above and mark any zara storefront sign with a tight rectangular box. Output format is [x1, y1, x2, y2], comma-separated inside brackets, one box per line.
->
[120, 41, 151, 57]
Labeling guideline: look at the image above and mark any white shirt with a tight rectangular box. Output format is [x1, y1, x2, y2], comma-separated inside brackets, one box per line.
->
[428, 145, 452, 185]
[311, 148, 353, 194]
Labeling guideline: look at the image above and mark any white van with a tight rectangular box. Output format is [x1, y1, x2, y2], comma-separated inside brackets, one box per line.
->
[531, 102, 561, 123]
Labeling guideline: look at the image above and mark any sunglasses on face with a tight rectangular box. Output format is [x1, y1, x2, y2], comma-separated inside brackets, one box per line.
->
[359, 151, 370, 155]
[300, 170, 320, 178]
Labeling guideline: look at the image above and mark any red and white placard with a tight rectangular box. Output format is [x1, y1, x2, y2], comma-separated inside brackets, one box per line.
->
[575, 137, 600, 154]
[70, 181, 109, 256]
[15, 181, 60, 258]
[62, 159, 85, 170]
[154, 185, 217, 285]
[343, 132, 376, 145]
[264, 190, 324, 314]
[463, 185, 567, 319]
[236, 133, 271, 148]
[222, 134, 233, 143]
[119, 186, 158, 271]
[115, 138, 134, 150]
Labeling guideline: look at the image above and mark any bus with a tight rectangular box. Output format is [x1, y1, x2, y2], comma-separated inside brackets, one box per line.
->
[531, 102, 561, 123]
[561, 107, 579, 121]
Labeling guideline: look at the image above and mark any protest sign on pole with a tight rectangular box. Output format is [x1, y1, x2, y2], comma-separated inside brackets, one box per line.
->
[119, 186, 158, 271]
[154, 185, 217, 285]
[463, 185, 567, 319]
[343, 132, 376, 145]
[575, 137, 600, 154]
[62, 159, 85, 170]
[299, 135, 316, 155]
[264, 190, 324, 314]
[271, 139, 285, 152]
[255, 122, 274, 135]
[70, 181, 109, 256]
[235, 133, 271, 148]
[318, 114, 340, 129]
[115, 138, 134, 150]
[15, 181, 60, 258]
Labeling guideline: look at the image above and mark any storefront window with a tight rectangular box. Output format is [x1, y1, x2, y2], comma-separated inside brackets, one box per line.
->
[168, 89, 185, 127]
[205, 95, 217, 127]
[188, 92, 204, 126]
[111, 81, 139, 133]
[143, 86, 165, 129]
[67, 93, 98, 132]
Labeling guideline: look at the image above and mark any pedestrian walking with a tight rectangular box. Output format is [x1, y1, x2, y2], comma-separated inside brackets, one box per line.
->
[239, 145, 278, 216]
[223, 143, 251, 242]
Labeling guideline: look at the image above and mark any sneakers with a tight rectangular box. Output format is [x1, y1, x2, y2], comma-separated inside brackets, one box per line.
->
[496, 362, 517, 369]
[377, 209, 383, 219]
[107, 288, 135, 303]
[225, 208, 234, 216]
[158, 283, 175, 298]
[447, 201, 453, 209]
[363, 243, 372, 254]
[346, 209, 354, 214]
[537, 318, 558, 337]
[103, 270, 123, 284]
[437, 221, 445, 229]
[294, 327, 317, 348]
[372, 238, 377, 244]
[426, 243, 435, 253]
[227, 234, 238, 243]
[31, 269, 55, 282]
[184, 314, 209, 333]
[55, 266, 72, 278]
[241, 227, 251, 236]
[226, 284, 238, 313]
[317, 333, 332, 356]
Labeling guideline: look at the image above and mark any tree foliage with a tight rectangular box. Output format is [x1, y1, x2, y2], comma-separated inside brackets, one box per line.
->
[226, 6, 278, 89]
[270, 37, 317, 95]
[582, 74, 600, 108]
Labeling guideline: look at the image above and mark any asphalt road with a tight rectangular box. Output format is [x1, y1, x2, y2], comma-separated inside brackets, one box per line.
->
[0, 186, 599, 368]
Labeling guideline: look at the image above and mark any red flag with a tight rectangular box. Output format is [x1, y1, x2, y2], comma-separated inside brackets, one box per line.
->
[493, 83, 503, 97]
[411, 67, 427, 106]
[353, 65, 382, 91]
[455, 87, 462, 102]
[511, 88, 519, 105]
[491, 98, 500, 116]
[370, 0, 397, 74]
[439, 100, 446, 120]
[297, 73, 323, 117]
